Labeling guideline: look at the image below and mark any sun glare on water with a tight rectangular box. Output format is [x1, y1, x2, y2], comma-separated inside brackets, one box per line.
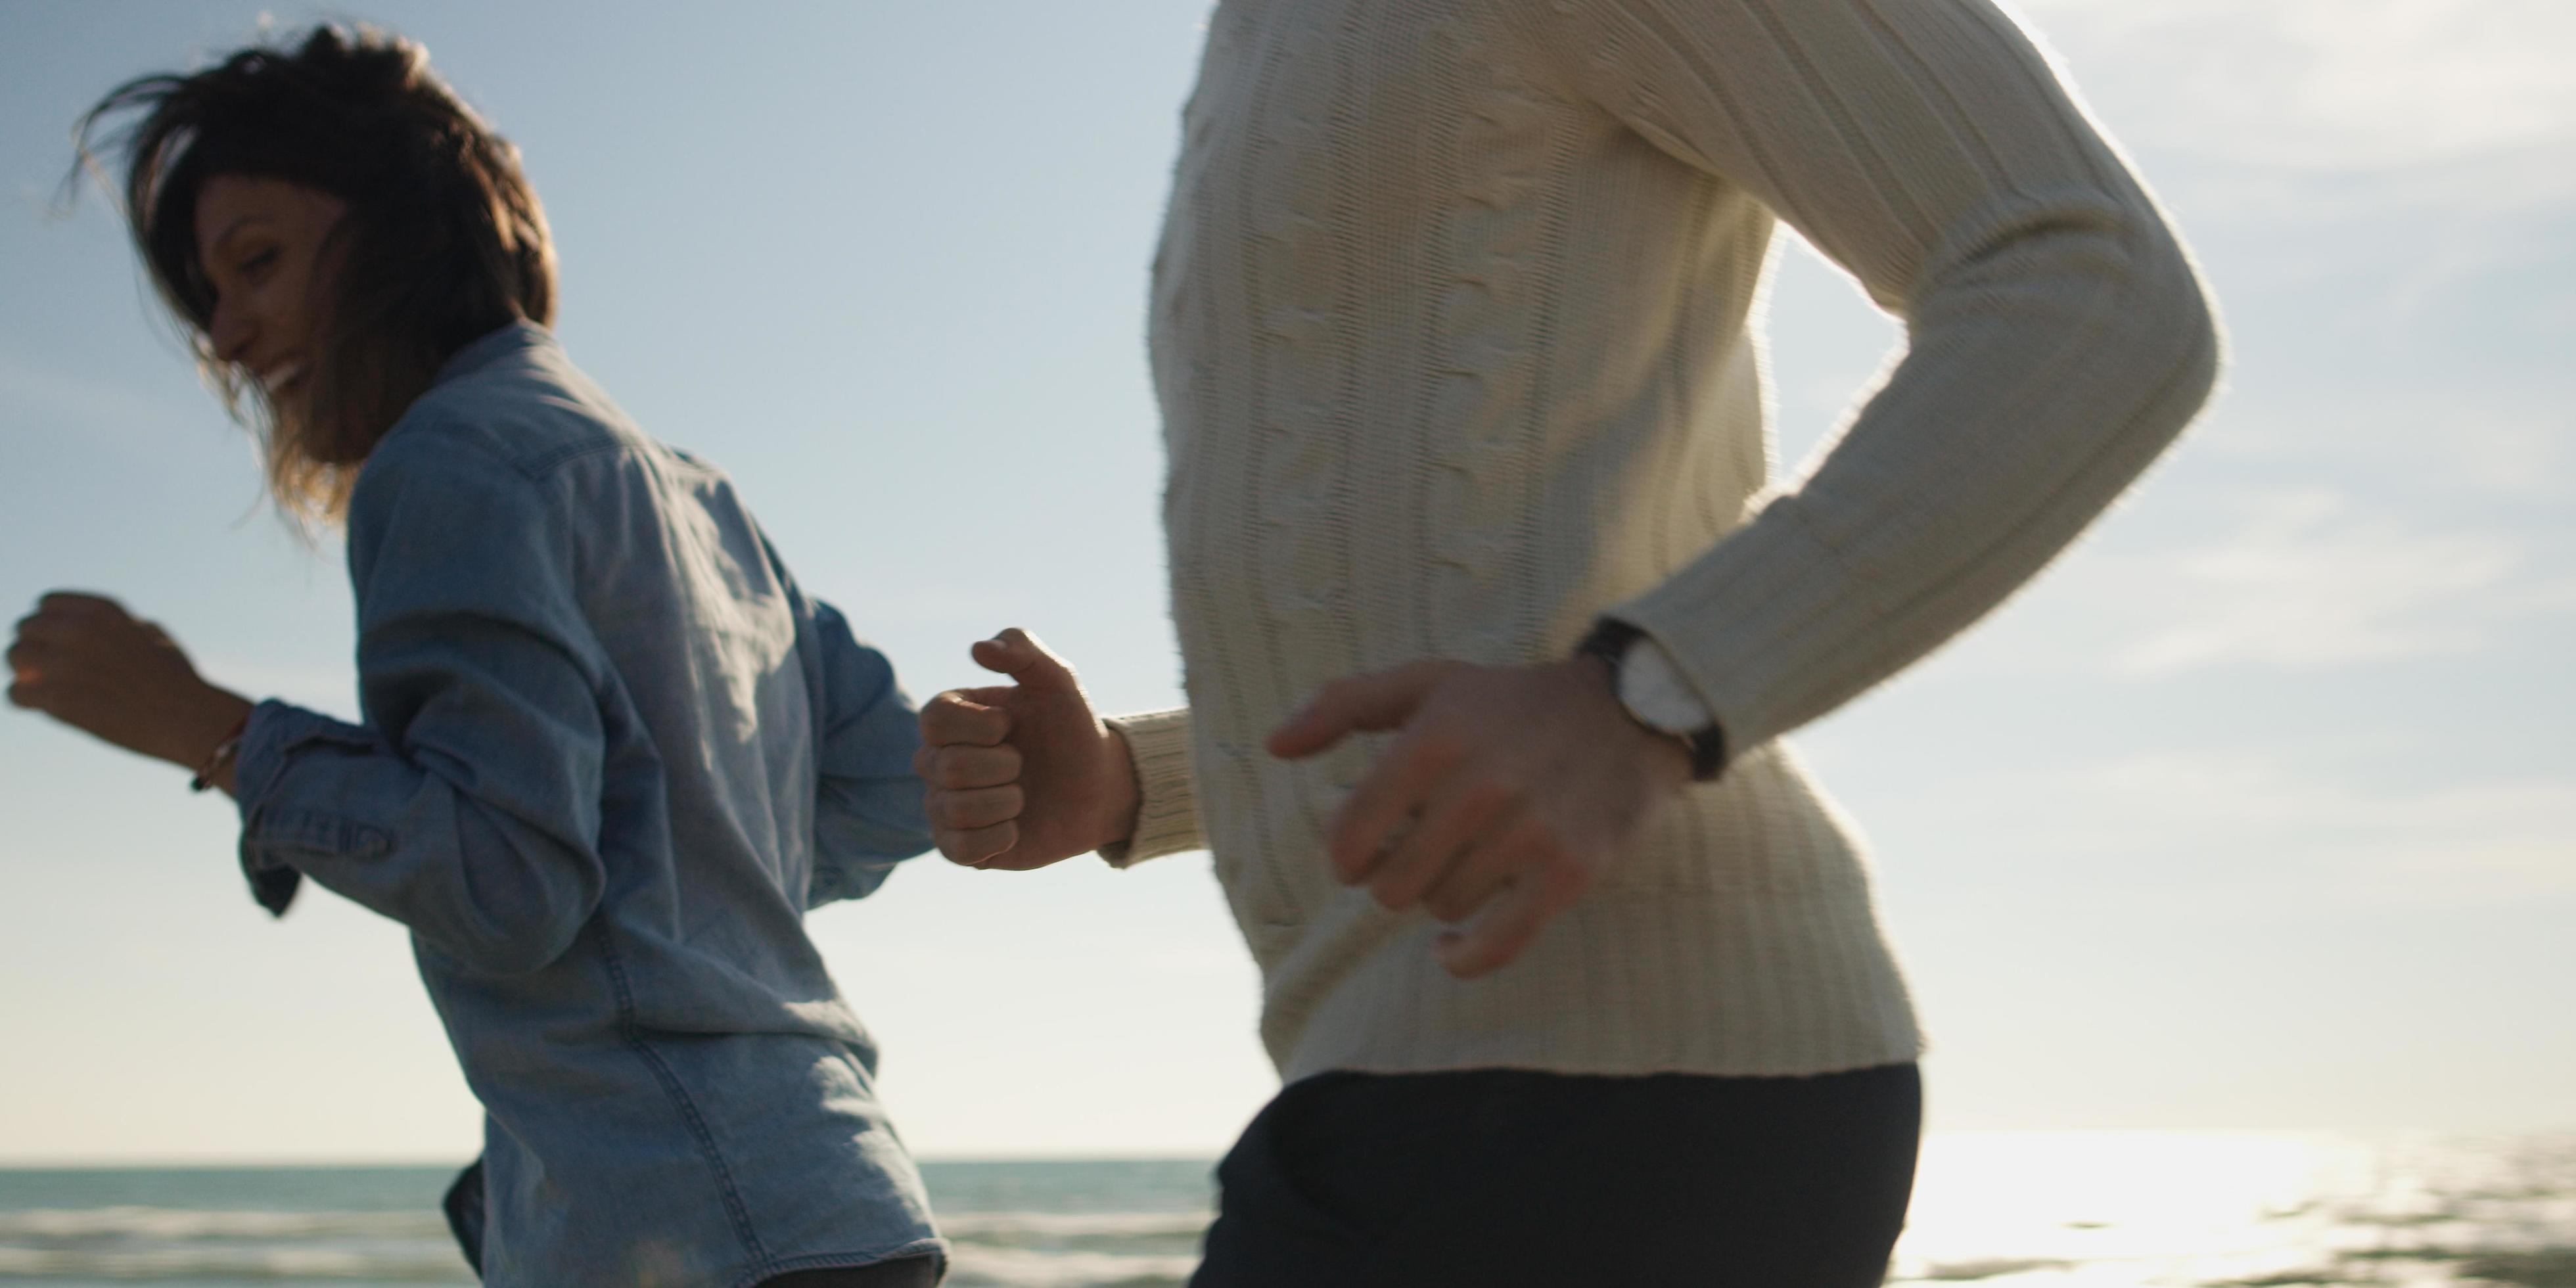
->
[1891, 1132, 2576, 1287]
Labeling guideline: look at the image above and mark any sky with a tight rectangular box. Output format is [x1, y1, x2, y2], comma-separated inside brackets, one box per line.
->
[0, 0, 2568, 1163]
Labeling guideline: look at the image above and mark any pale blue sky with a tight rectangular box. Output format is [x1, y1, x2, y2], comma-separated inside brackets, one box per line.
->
[1, 1, 2567, 1162]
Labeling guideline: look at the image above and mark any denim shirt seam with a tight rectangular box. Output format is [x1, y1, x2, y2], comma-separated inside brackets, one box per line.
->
[367, 413, 622, 490]
[514, 436, 624, 480]
[232, 701, 364, 806]
[245, 806, 394, 860]
[593, 923, 773, 1266]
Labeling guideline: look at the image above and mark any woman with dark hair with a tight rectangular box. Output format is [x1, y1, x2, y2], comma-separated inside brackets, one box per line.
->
[9, 26, 946, 1287]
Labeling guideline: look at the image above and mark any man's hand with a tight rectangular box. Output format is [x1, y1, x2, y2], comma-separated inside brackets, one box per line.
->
[7, 591, 252, 779]
[1268, 656, 1692, 979]
[915, 629, 1139, 870]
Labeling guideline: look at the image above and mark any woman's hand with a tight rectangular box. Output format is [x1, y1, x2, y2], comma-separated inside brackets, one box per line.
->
[915, 629, 1139, 870]
[7, 592, 253, 780]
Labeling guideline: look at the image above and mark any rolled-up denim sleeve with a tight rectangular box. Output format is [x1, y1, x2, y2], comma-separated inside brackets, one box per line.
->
[233, 430, 609, 977]
[801, 599, 932, 909]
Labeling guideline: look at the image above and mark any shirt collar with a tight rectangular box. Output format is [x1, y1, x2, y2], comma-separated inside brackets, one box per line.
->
[431, 319, 555, 388]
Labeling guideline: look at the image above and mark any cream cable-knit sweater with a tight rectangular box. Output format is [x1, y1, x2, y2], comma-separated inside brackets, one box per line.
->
[1106, 0, 2219, 1082]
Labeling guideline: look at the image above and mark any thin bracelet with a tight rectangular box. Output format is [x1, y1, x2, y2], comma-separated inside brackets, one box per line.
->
[190, 712, 252, 793]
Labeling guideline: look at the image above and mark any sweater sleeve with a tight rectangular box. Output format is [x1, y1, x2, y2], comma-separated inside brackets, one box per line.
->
[1527, 0, 2220, 754]
[1097, 707, 1204, 867]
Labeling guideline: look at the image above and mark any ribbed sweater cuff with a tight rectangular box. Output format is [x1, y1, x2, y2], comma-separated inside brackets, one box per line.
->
[1099, 708, 1203, 867]
[1609, 500, 1875, 756]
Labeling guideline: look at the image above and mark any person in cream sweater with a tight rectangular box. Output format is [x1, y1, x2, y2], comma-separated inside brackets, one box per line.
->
[917, 1, 2218, 1282]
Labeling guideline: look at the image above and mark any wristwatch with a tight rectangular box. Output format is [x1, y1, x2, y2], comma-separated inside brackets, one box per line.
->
[1575, 619, 1730, 781]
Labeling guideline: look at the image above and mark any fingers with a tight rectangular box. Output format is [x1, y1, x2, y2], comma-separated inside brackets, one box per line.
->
[6, 646, 47, 707]
[14, 595, 152, 654]
[1422, 812, 1549, 924]
[933, 819, 1019, 868]
[1267, 660, 1450, 760]
[1327, 725, 1461, 882]
[5, 636, 49, 674]
[9, 595, 81, 705]
[928, 784, 1024, 833]
[915, 696, 1013, 876]
[919, 690, 1009, 748]
[915, 731, 1029, 869]
[1435, 858, 1589, 979]
[912, 743, 1023, 791]
[1358, 774, 1513, 912]
[35, 591, 126, 618]
[7, 637, 57, 705]
[969, 628, 1081, 695]
[12, 614, 72, 647]
[919, 706, 1027, 860]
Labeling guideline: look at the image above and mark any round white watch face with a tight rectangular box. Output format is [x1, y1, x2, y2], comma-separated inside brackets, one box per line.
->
[1617, 635, 1718, 736]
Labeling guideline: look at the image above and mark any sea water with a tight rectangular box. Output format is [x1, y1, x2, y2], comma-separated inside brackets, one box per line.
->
[1, 1134, 2568, 1286]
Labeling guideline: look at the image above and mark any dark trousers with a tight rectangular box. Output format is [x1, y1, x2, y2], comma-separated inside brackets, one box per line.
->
[1192, 1063, 1921, 1287]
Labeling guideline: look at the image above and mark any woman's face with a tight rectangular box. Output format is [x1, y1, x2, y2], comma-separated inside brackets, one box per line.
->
[193, 175, 348, 409]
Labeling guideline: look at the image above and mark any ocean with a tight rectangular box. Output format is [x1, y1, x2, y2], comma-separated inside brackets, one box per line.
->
[1, 1134, 2568, 1286]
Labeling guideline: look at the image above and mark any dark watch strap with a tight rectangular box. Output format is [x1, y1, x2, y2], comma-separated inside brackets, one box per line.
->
[1575, 618, 1731, 781]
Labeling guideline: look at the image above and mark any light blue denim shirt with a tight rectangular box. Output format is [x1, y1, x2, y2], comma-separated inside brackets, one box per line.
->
[231, 322, 943, 1287]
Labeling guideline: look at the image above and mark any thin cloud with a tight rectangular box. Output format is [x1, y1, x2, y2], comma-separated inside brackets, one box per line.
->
[0, 350, 198, 436]
[2209, 401, 2574, 503]
[1979, 750, 2576, 905]
[2101, 490, 2567, 675]
[2021, 0, 2576, 170]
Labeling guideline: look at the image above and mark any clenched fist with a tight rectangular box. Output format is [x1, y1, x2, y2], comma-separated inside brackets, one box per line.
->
[914, 629, 1139, 870]
[8, 591, 252, 785]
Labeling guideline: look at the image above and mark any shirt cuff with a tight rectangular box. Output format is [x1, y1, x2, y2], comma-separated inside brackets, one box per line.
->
[231, 699, 376, 916]
[1097, 708, 1204, 868]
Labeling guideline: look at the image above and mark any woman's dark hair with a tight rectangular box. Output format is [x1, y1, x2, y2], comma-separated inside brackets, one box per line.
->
[76, 24, 554, 520]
